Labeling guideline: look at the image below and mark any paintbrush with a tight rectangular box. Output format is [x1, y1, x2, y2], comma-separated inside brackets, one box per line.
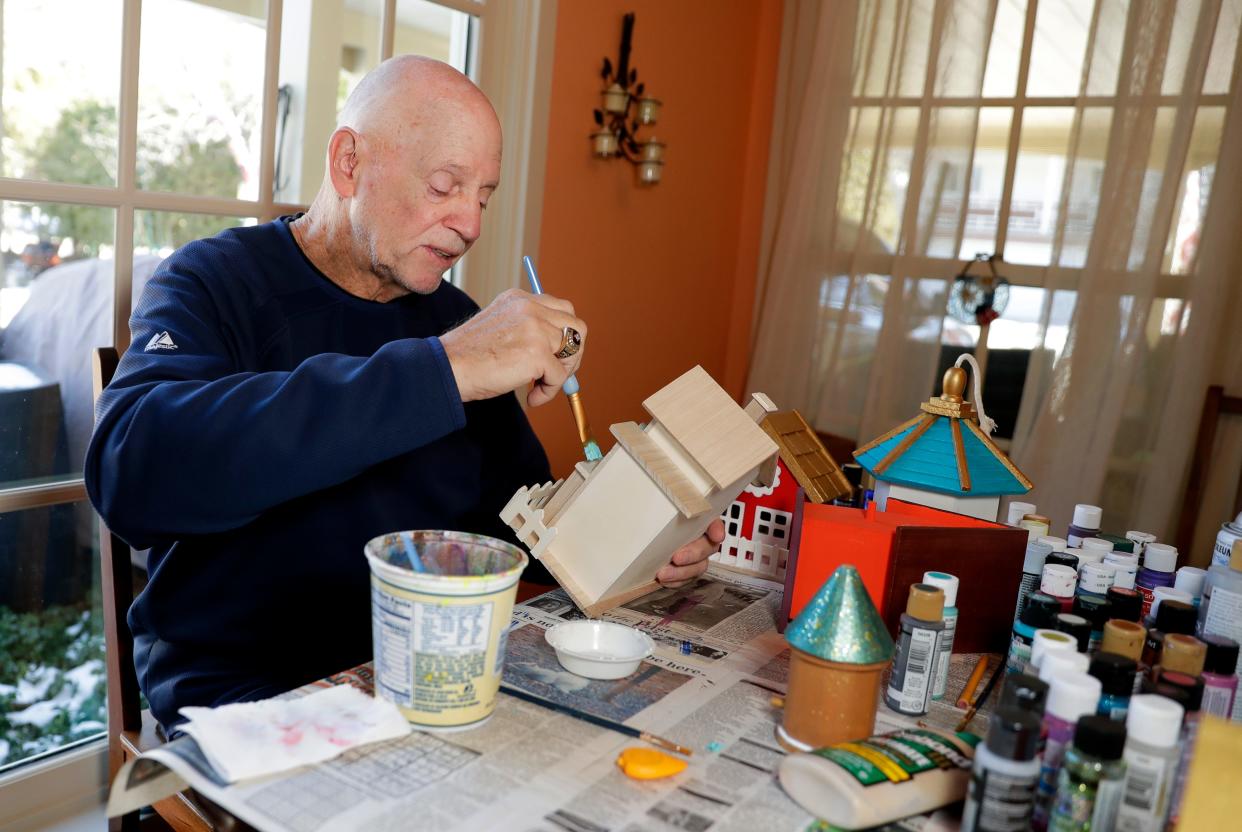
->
[521, 255, 603, 462]
[955, 657, 1003, 733]
[501, 684, 693, 756]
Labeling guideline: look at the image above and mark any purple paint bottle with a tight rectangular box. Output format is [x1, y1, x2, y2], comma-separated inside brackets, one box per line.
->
[1200, 634, 1239, 719]
[1031, 672, 1102, 830]
[1136, 543, 1177, 621]
[1066, 504, 1102, 548]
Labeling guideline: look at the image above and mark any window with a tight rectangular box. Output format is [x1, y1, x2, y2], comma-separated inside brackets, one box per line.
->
[841, 0, 1236, 441]
[0, 0, 484, 790]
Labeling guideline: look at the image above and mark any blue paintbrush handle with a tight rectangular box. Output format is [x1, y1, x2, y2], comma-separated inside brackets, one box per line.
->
[522, 255, 578, 394]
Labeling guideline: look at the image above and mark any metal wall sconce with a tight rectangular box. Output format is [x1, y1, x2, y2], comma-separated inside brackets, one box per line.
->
[591, 13, 665, 185]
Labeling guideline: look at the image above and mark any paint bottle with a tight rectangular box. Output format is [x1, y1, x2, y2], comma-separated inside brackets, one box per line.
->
[1008, 501, 1037, 527]
[962, 707, 1042, 832]
[1114, 694, 1183, 832]
[1145, 586, 1192, 626]
[923, 571, 959, 701]
[1104, 553, 1139, 591]
[1021, 514, 1052, 541]
[1141, 600, 1196, 680]
[1150, 671, 1203, 829]
[1106, 586, 1143, 622]
[885, 583, 945, 716]
[1072, 596, 1111, 655]
[1055, 614, 1091, 653]
[1030, 629, 1078, 673]
[1089, 653, 1137, 721]
[1041, 564, 1077, 615]
[1066, 505, 1103, 548]
[1038, 535, 1069, 553]
[1100, 619, 1146, 664]
[1008, 593, 1061, 675]
[1077, 537, 1114, 567]
[1173, 566, 1207, 609]
[1048, 715, 1127, 832]
[1014, 540, 1053, 622]
[777, 726, 980, 829]
[1210, 511, 1242, 568]
[1039, 650, 1090, 685]
[1032, 673, 1103, 830]
[1097, 533, 1134, 554]
[1076, 562, 1115, 602]
[1197, 543, 1242, 719]
[1199, 634, 1239, 719]
[1045, 550, 1080, 575]
[1001, 673, 1050, 717]
[1135, 543, 1177, 620]
[1125, 531, 1157, 560]
[1157, 633, 1205, 679]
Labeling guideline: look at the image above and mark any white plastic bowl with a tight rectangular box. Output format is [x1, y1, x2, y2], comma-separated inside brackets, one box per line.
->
[545, 620, 654, 680]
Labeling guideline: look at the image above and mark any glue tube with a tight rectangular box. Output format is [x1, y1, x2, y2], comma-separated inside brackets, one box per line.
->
[778, 726, 980, 829]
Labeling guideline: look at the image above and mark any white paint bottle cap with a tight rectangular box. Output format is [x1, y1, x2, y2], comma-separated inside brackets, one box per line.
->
[1045, 672, 1103, 723]
[1081, 538, 1114, 558]
[1144, 543, 1178, 573]
[1008, 501, 1037, 526]
[1037, 535, 1068, 553]
[1105, 552, 1139, 568]
[1126, 530, 1157, 554]
[1072, 504, 1103, 530]
[1031, 629, 1079, 670]
[1174, 566, 1207, 598]
[922, 571, 959, 608]
[1126, 694, 1183, 748]
[1041, 564, 1077, 598]
[1108, 562, 1138, 590]
[1039, 649, 1090, 683]
[1024, 540, 1053, 574]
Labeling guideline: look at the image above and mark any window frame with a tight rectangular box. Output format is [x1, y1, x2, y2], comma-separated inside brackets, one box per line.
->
[841, 0, 1230, 382]
[0, 0, 555, 817]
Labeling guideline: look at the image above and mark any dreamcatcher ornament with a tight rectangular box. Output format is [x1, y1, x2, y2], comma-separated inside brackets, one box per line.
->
[946, 253, 1010, 327]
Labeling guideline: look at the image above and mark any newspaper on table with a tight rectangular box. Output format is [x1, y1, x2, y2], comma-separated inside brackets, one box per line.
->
[109, 566, 996, 831]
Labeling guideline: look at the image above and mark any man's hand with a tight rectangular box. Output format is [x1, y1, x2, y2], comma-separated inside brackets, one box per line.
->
[656, 519, 725, 588]
[441, 288, 588, 407]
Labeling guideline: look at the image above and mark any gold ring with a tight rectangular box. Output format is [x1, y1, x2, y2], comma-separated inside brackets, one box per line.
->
[556, 326, 582, 359]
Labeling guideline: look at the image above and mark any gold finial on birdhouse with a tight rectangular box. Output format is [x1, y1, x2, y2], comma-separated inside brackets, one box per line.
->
[920, 365, 975, 420]
[941, 367, 966, 403]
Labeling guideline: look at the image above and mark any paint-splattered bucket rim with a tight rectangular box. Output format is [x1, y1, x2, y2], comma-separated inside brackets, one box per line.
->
[364, 529, 528, 590]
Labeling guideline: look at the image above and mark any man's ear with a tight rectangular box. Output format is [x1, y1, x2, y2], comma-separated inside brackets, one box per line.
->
[326, 128, 361, 198]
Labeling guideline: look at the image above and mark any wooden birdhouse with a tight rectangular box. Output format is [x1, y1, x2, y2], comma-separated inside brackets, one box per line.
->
[500, 366, 780, 617]
[710, 410, 851, 582]
[853, 360, 1032, 522]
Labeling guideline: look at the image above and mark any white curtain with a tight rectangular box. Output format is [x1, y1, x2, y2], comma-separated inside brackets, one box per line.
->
[748, 0, 1242, 549]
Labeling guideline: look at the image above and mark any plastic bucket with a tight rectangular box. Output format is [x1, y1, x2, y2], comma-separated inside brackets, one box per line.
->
[364, 530, 528, 731]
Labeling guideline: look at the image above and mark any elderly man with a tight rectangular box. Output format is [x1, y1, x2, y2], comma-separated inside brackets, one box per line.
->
[86, 57, 722, 731]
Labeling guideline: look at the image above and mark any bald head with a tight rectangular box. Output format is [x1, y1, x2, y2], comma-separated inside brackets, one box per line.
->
[295, 56, 504, 300]
[338, 56, 498, 144]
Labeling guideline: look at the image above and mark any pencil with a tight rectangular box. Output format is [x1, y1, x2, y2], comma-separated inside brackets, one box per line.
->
[955, 659, 1003, 733]
[956, 656, 989, 708]
[501, 684, 693, 756]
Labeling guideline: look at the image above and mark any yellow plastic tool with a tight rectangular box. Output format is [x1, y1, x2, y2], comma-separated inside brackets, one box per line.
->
[616, 747, 689, 780]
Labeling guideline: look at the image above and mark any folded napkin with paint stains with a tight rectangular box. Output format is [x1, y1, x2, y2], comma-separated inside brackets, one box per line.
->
[178, 684, 411, 782]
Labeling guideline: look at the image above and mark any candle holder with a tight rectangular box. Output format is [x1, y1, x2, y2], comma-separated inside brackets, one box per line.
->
[590, 13, 667, 186]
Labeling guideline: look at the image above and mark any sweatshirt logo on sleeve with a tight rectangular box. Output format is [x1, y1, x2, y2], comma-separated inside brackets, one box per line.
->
[144, 331, 179, 351]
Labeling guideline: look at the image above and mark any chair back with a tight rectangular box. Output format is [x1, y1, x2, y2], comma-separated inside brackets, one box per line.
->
[93, 346, 142, 782]
[1176, 385, 1242, 557]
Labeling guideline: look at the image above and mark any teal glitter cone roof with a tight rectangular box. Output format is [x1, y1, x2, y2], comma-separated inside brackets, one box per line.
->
[786, 564, 894, 664]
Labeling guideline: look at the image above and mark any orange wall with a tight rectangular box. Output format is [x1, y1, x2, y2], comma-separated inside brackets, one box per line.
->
[530, 0, 784, 477]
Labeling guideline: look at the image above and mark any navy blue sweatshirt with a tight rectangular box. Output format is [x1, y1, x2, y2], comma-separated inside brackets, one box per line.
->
[85, 218, 552, 729]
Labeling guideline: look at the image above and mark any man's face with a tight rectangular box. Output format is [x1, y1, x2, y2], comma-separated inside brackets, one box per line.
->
[351, 102, 502, 295]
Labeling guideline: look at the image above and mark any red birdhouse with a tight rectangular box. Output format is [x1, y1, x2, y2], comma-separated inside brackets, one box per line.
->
[709, 410, 851, 581]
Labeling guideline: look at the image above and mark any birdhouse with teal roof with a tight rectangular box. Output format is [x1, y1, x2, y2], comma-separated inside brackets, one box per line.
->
[853, 357, 1033, 523]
